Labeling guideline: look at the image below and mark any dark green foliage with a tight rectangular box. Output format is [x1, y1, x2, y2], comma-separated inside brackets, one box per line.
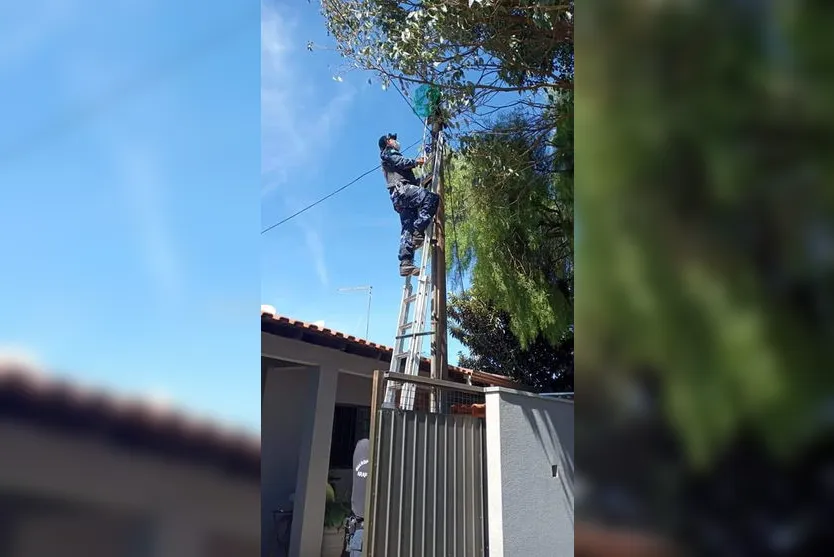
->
[320, 0, 573, 124]
[578, 0, 834, 467]
[449, 292, 573, 392]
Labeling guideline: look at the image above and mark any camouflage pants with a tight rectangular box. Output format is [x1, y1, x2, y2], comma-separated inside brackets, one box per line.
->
[390, 182, 439, 262]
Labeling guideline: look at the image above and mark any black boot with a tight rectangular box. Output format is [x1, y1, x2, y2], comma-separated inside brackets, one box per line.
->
[412, 232, 425, 250]
[399, 261, 419, 276]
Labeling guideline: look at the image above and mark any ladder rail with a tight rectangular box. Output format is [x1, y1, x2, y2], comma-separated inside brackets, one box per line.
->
[390, 279, 414, 369]
[397, 134, 443, 411]
[398, 229, 433, 410]
[383, 277, 414, 407]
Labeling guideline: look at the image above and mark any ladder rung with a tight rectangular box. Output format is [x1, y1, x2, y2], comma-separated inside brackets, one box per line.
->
[395, 330, 435, 340]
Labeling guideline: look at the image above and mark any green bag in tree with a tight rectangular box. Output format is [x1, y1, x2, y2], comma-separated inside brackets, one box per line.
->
[413, 84, 441, 118]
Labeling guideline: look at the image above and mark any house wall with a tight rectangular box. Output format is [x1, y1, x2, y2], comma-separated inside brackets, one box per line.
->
[484, 389, 574, 557]
[261, 364, 313, 555]
[0, 422, 259, 557]
[261, 335, 380, 557]
[335, 372, 372, 406]
[9, 510, 143, 557]
[260, 364, 374, 552]
[261, 333, 383, 378]
[266, 333, 450, 557]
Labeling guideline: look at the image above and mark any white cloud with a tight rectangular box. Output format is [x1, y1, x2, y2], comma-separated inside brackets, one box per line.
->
[261, 2, 356, 288]
[260, 2, 355, 194]
[274, 189, 331, 289]
[117, 146, 182, 302]
[302, 225, 329, 287]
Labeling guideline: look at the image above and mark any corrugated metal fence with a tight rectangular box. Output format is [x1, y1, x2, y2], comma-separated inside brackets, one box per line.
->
[365, 372, 488, 557]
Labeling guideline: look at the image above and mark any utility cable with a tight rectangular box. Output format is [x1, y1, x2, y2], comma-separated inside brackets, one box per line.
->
[262, 51, 427, 234]
[261, 138, 422, 234]
[390, 78, 424, 124]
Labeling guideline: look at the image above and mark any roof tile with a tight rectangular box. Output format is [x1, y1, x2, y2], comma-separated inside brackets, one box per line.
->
[260, 309, 525, 389]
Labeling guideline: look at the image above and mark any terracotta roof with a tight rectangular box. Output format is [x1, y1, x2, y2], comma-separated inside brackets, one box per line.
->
[260, 305, 526, 390]
[0, 363, 260, 479]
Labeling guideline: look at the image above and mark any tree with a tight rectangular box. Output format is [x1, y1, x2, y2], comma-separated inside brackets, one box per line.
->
[445, 94, 573, 345]
[449, 291, 573, 391]
[320, 0, 573, 134]
[575, 3, 834, 554]
[318, 0, 575, 346]
[578, 0, 834, 467]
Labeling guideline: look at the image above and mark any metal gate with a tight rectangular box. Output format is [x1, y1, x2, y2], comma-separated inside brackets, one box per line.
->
[364, 371, 488, 557]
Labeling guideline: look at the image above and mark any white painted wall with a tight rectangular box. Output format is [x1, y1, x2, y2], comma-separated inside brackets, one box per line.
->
[485, 388, 574, 557]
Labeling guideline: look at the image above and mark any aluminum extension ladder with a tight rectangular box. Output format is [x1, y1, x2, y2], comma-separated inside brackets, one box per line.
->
[382, 132, 445, 411]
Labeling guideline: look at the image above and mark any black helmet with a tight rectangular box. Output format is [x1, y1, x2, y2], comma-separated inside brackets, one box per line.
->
[378, 132, 397, 150]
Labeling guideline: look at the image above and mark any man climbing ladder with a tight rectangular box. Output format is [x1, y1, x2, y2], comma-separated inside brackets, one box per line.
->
[381, 85, 447, 412]
[378, 132, 440, 276]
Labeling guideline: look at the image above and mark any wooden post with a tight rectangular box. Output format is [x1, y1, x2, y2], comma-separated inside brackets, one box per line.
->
[430, 112, 448, 408]
[362, 369, 385, 557]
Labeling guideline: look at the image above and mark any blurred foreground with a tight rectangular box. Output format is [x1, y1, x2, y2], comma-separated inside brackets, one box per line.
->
[576, 1, 834, 556]
[0, 360, 259, 557]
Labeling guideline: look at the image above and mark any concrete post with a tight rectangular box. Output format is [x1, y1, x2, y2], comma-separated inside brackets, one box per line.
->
[289, 365, 339, 557]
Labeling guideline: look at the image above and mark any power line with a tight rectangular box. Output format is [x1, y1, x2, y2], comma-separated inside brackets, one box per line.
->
[262, 52, 427, 234]
[261, 138, 422, 234]
[389, 78, 424, 123]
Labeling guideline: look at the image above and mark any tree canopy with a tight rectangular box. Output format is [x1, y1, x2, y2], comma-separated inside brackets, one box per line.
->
[319, 0, 575, 363]
[445, 96, 573, 346]
[449, 291, 573, 391]
[320, 0, 573, 130]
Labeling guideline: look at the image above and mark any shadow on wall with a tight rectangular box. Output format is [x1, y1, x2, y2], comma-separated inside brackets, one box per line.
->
[520, 398, 575, 522]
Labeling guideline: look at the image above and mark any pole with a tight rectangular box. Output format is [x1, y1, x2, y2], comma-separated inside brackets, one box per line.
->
[430, 112, 448, 398]
[365, 286, 373, 339]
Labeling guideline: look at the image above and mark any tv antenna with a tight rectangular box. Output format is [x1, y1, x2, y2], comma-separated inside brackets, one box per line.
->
[337, 285, 373, 339]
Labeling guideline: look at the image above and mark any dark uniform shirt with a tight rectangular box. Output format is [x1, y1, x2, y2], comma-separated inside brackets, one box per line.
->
[380, 147, 419, 190]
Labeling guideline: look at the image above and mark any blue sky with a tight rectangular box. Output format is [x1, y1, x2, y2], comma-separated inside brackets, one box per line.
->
[0, 0, 260, 432]
[0, 0, 467, 434]
[260, 3, 466, 363]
